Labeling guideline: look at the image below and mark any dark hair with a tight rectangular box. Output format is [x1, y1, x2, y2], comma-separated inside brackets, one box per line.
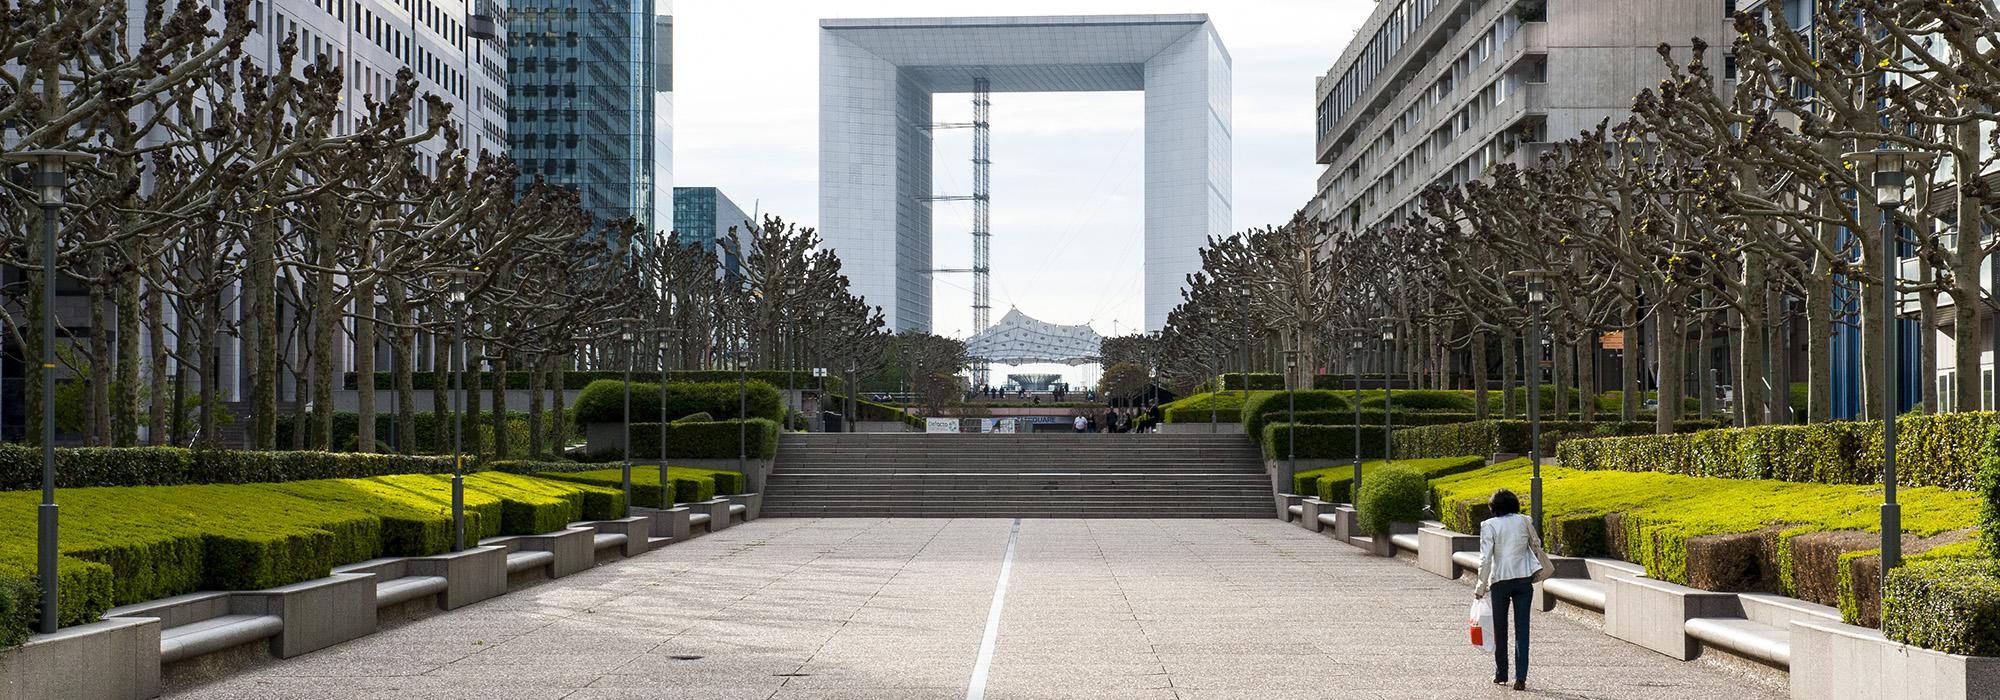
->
[1489, 488, 1522, 517]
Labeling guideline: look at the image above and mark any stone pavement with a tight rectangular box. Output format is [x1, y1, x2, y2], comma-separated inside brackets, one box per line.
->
[169, 519, 1784, 699]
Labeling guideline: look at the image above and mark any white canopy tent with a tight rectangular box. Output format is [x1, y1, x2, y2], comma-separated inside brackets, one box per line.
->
[965, 308, 1104, 366]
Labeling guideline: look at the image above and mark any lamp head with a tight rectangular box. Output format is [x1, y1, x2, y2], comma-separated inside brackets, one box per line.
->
[1843, 150, 1938, 211]
[4, 150, 91, 206]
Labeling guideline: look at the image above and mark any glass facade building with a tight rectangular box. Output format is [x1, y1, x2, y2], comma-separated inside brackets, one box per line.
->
[673, 186, 750, 275]
[506, 0, 672, 234]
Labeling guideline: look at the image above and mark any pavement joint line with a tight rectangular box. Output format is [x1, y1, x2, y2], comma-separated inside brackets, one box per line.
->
[966, 517, 1022, 700]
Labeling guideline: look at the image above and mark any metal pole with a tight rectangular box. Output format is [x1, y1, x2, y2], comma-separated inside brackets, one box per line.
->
[1881, 216, 1902, 581]
[1287, 362, 1296, 478]
[36, 195, 59, 634]
[449, 303, 467, 551]
[659, 332, 670, 508]
[1383, 331, 1395, 464]
[1209, 361, 1217, 433]
[1352, 341, 1362, 503]
[738, 346, 748, 474]
[1529, 300, 1545, 531]
[622, 338, 633, 517]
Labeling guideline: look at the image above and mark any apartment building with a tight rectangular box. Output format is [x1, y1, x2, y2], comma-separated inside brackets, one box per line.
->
[1311, 0, 1730, 230]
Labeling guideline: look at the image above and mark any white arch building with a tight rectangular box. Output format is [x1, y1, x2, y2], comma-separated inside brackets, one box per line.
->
[819, 14, 1233, 333]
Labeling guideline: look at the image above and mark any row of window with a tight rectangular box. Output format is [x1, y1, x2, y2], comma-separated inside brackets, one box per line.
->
[1319, 0, 1450, 140]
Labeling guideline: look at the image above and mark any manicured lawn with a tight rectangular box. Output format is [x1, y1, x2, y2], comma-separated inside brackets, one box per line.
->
[1291, 456, 1487, 503]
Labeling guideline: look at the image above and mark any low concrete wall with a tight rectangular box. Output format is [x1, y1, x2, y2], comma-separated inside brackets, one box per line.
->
[0, 617, 160, 700]
[1790, 618, 2000, 700]
[408, 546, 508, 610]
[231, 573, 377, 659]
[1417, 526, 1478, 579]
[1604, 574, 1741, 661]
[854, 421, 914, 433]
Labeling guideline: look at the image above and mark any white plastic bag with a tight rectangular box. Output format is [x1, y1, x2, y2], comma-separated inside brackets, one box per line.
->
[1469, 597, 1494, 653]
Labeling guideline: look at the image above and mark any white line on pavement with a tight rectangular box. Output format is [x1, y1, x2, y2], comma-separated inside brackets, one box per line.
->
[967, 518, 1021, 700]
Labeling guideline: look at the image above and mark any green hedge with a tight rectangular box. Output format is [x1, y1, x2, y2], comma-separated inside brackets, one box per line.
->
[1394, 419, 1723, 461]
[1242, 391, 1351, 445]
[1557, 412, 2000, 489]
[539, 466, 743, 508]
[1361, 389, 1475, 412]
[1884, 558, 2000, 656]
[830, 395, 924, 427]
[0, 471, 624, 642]
[574, 380, 784, 425]
[275, 411, 571, 456]
[1294, 456, 1487, 504]
[617, 419, 780, 460]
[0, 444, 460, 490]
[1357, 465, 1428, 537]
[345, 369, 838, 391]
[1160, 391, 1279, 423]
[1430, 460, 1980, 629]
[1263, 423, 1387, 461]
[1206, 373, 1286, 391]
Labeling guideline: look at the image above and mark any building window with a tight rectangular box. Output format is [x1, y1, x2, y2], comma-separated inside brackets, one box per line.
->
[1939, 370, 1958, 412]
[1984, 368, 1994, 410]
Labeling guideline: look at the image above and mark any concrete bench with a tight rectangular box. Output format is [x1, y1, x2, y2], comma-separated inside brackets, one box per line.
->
[696, 499, 734, 531]
[1388, 532, 1421, 553]
[0, 617, 160, 700]
[593, 533, 629, 554]
[374, 576, 448, 609]
[576, 516, 654, 558]
[1541, 577, 1607, 611]
[111, 574, 377, 663]
[1286, 504, 1303, 521]
[506, 549, 556, 574]
[159, 613, 285, 664]
[1278, 493, 1305, 522]
[1299, 499, 1341, 533]
[730, 502, 749, 521]
[1605, 573, 1741, 660]
[1681, 592, 1842, 669]
[632, 506, 694, 541]
[726, 492, 761, 521]
[484, 528, 594, 579]
[690, 511, 714, 531]
[1418, 526, 1479, 579]
[1790, 617, 2000, 700]
[1537, 558, 1637, 613]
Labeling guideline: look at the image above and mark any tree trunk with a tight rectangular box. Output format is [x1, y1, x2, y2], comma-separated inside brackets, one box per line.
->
[1579, 329, 1598, 423]
[1806, 268, 1836, 422]
[491, 351, 509, 458]
[1499, 329, 1518, 420]
[1656, 299, 1687, 434]
[1737, 261, 1768, 426]
[466, 336, 485, 456]
[1472, 330, 1490, 419]
[389, 281, 415, 453]
[432, 317, 450, 454]
[311, 234, 338, 451]
[1621, 296, 1641, 421]
[88, 272, 109, 444]
[1552, 333, 1570, 421]
[1697, 312, 1714, 421]
[113, 267, 141, 446]
[147, 273, 167, 445]
[551, 361, 568, 455]
[249, 209, 279, 449]
[528, 354, 546, 458]
[354, 278, 377, 452]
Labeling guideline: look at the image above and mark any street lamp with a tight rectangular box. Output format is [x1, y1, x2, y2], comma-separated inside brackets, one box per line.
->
[1843, 148, 1938, 586]
[1379, 323, 1397, 465]
[737, 349, 749, 475]
[1351, 335, 1365, 502]
[1285, 348, 1300, 479]
[813, 367, 828, 431]
[846, 360, 858, 433]
[621, 326, 636, 517]
[1512, 269, 1554, 531]
[442, 270, 475, 552]
[6, 148, 90, 634]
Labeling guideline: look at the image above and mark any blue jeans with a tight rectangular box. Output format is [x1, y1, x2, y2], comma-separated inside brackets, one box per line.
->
[1491, 576, 1533, 682]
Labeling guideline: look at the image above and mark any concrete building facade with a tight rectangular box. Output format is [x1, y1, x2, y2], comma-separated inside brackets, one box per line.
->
[1311, 0, 1731, 230]
[818, 14, 1231, 333]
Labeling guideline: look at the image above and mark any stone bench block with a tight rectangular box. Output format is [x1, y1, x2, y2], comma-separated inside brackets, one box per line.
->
[584, 517, 654, 557]
[0, 617, 160, 700]
[698, 498, 733, 531]
[1417, 526, 1479, 579]
[1790, 618, 2000, 700]
[407, 545, 508, 610]
[633, 506, 693, 540]
[726, 493, 761, 521]
[1278, 493, 1305, 522]
[1532, 557, 1596, 611]
[507, 528, 594, 578]
[231, 572, 378, 659]
[1299, 499, 1340, 533]
[1604, 573, 1741, 661]
[1331, 505, 1360, 543]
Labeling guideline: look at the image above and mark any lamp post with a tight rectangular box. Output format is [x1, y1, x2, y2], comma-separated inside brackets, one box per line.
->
[1285, 348, 1300, 478]
[621, 326, 636, 517]
[1514, 269, 1553, 531]
[8, 148, 89, 634]
[1379, 323, 1397, 464]
[1844, 148, 1937, 589]
[443, 272, 475, 551]
[813, 367, 828, 431]
[656, 322, 674, 508]
[846, 360, 858, 432]
[737, 348, 749, 475]
[1351, 335, 1365, 502]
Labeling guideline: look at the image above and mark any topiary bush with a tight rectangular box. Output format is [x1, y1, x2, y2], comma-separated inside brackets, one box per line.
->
[1356, 465, 1429, 537]
[1262, 423, 1387, 461]
[573, 380, 784, 425]
[1360, 389, 1475, 412]
[1884, 558, 2000, 656]
[0, 576, 36, 648]
[1557, 412, 2000, 489]
[1295, 456, 1486, 504]
[625, 419, 780, 460]
[1981, 456, 2000, 561]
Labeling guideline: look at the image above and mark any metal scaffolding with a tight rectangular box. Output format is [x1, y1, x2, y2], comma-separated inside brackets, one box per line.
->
[970, 78, 993, 385]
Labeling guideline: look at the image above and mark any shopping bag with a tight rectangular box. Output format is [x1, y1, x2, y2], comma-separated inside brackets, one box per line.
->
[1469, 598, 1494, 653]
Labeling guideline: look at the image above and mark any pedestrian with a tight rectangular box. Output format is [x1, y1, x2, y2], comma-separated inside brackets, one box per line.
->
[1086, 416, 1098, 433]
[1474, 488, 1548, 691]
[1073, 414, 1087, 433]
[1102, 407, 1118, 434]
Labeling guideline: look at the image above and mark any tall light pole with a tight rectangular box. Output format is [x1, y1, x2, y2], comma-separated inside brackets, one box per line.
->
[621, 325, 636, 517]
[1285, 348, 1300, 478]
[442, 272, 476, 551]
[813, 367, 828, 431]
[8, 149, 89, 634]
[1514, 270, 1553, 531]
[1844, 149, 1936, 593]
[1380, 323, 1396, 464]
[1351, 335, 1364, 502]
[737, 347, 749, 475]
[656, 322, 674, 508]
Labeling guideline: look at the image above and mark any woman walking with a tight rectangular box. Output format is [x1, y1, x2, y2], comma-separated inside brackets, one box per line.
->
[1473, 488, 1546, 691]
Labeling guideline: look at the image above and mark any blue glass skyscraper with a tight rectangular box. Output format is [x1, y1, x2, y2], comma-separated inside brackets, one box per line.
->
[506, 0, 672, 235]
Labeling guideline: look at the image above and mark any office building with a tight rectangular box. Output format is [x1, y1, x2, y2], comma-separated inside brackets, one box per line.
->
[673, 186, 750, 274]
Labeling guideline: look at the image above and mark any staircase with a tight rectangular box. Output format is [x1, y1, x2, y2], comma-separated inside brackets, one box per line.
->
[761, 433, 1273, 518]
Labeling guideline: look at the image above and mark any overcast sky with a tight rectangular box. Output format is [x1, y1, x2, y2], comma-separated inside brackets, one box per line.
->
[675, 1, 1366, 383]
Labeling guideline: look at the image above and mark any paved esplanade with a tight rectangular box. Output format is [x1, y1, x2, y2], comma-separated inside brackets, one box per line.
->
[172, 520, 1780, 699]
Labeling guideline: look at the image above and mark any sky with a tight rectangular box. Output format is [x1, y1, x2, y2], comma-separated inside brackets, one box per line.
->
[675, 1, 1368, 385]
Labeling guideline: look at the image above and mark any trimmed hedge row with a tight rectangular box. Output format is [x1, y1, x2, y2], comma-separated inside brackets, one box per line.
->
[539, 466, 744, 508]
[830, 395, 924, 427]
[1394, 419, 1724, 461]
[610, 419, 780, 460]
[1205, 373, 1286, 391]
[0, 472, 625, 643]
[1556, 412, 2000, 490]
[574, 379, 785, 426]
[1294, 456, 1488, 504]
[346, 369, 838, 391]
[1429, 460, 1980, 628]
[1884, 558, 2000, 656]
[1242, 391, 1351, 445]
[1160, 391, 1278, 423]
[275, 411, 571, 456]
[1262, 423, 1387, 461]
[0, 445, 460, 490]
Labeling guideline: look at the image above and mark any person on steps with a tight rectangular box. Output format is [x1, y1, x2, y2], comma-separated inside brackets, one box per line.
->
[1474, 488, 1545, 691]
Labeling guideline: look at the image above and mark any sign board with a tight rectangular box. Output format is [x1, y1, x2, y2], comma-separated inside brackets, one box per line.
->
[1599, 331, 1625, 351]
[997, 418, 1019, 433]
[925, 418, 961, 434]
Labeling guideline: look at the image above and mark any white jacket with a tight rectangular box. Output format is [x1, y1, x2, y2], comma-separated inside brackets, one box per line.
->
[1475, 513, 1545, 594]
